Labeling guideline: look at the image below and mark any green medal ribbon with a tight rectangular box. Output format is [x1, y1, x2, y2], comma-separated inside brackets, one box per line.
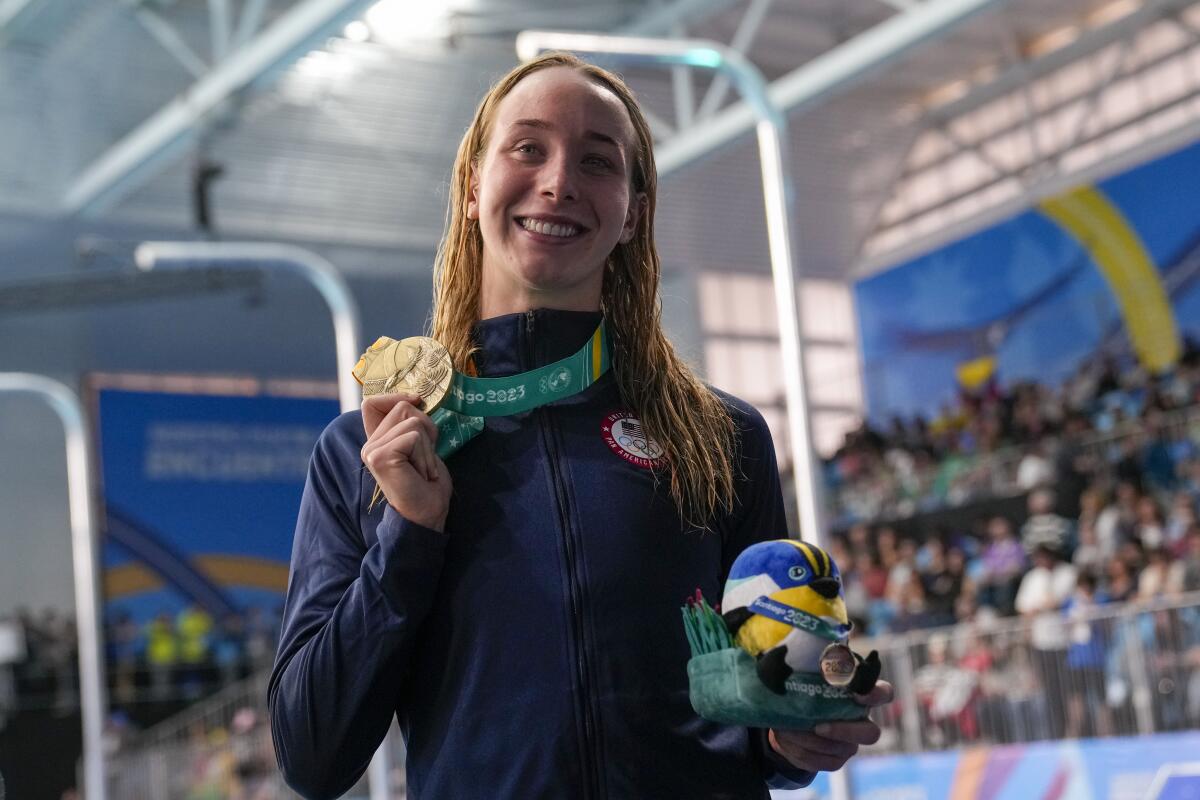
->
[431, 321, 610, 458]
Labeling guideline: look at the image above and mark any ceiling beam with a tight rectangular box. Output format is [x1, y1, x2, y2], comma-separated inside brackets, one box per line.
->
[0, 268, 263, 314]
[0, 0, 39, 41]
[925, 0, 1194, 124]
[655, 0, 1011, 177]
[853, 107, 1200, 279]
[617, 0, 740, 36]
[696, 0, 774, 120]
[61, 0, 376, 216]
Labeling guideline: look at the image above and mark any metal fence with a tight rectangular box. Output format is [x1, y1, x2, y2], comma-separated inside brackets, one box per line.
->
[859, 590, 1200, 755]
[104, 669, 408, 799]
[1077, 403, 1200, 467]
[103, 592, 1200, 794]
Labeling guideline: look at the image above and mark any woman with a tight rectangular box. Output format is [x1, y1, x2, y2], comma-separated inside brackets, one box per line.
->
[268, 53, 889, 799]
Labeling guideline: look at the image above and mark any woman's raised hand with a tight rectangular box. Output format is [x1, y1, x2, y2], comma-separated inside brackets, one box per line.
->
[360, 392, 452, 531]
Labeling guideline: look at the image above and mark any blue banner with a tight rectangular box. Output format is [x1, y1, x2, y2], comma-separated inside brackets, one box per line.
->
[94, 382, 338, 624]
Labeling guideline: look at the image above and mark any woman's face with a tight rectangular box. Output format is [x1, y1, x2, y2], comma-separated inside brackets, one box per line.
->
[469, 67, 645, 315]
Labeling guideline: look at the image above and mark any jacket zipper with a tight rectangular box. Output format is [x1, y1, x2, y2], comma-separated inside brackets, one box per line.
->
[527, 310, 603, 799]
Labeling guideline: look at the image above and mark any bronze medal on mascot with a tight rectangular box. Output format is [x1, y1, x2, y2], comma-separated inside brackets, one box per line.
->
[352, 335, 453, 411]
[818, 643, 857, 687]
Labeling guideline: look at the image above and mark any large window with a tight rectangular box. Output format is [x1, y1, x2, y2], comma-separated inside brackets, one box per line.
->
[699, 272, 863, 464]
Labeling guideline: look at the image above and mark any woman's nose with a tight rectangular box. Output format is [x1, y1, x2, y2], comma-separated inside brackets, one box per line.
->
[539, 157, 577, 202]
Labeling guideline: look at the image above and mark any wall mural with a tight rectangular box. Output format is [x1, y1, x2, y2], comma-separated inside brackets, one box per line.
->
[854, 138, 1200, 423]
[92, 377, 338, 629]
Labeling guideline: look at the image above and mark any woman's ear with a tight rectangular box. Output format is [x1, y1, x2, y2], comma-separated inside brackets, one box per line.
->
[619, 192, 648, 244]
[466, 166, 480, 220]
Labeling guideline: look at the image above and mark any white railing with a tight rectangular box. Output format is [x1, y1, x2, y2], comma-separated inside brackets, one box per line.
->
[1077, 402, 1200, 464]
[857, 591, 1200, 754]
[102, 592, 1200, 793]
[105, 669, 407, 799]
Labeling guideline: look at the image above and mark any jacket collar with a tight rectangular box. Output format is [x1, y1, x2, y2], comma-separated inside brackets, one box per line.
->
[471, 309, 604, 378]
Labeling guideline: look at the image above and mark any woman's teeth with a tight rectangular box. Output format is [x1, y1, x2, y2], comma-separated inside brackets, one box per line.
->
[520, 218, 580, 238]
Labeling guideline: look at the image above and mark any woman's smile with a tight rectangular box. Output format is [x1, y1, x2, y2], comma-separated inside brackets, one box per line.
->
[514, 215, 588, 243]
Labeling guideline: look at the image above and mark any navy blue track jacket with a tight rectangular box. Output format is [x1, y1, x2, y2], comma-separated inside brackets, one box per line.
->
[268, 309, 816, 799]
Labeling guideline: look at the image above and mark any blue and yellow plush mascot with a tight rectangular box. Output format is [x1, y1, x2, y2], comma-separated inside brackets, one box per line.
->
[721, 540, 880, 695]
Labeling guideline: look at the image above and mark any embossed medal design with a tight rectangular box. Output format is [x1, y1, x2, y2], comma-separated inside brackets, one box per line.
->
[353, 335, 453, 411]
[819, 643, 857, 687]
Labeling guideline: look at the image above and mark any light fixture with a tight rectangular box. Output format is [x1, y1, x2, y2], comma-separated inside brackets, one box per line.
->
[343, 20, 371, 42]
[365, 0, 450, 47]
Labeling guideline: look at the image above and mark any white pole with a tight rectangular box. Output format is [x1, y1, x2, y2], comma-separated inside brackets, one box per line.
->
[514, 31, 827, 546]
[515, 29, 844, 800]
[134, 242, 362, 413]
[0, 374, 108, 800]
[133, 242, 395, 799]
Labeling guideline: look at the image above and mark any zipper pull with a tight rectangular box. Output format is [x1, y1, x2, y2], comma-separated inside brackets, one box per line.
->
[524, 309, 537, 371]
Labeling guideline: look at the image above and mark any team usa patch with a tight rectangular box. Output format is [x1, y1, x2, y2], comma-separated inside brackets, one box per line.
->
[601, 410, 666, 469]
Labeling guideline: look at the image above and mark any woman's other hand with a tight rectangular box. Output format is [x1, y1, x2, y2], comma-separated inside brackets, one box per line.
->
[768, 680, 894, 773]
[360, 392, 452, 531]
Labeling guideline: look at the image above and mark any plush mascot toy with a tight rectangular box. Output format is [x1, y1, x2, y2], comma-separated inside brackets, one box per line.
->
[721, 540, 880, 696]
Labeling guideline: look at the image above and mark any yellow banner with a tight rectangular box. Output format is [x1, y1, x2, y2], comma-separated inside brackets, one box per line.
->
[1039, 185, 1179, 373]
[956, 355, 997, 390]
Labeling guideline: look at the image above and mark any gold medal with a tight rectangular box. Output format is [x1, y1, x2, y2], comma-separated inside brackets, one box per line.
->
[352, 335, 454, 411]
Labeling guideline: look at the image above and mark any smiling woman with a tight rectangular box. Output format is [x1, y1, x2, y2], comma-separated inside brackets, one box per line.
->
[267, 51, 888, 800]
[430, 54, 741, 529]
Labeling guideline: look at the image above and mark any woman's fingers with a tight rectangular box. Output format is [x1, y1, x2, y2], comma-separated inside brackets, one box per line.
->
[375, 416, 441, 482]
[770, 730, 858, 760]
[853, 679, 894, 709]
[362, 417, 439, 481]
[811, 719, 883, 746]
[768, 729, 857, 773]
[358, 393, 451, 531]
[362, 392, 414, 437]
[410, 421, 439, 482]
[362, 392, 428, 439]
[361, 428, 418, 477]
[769, 700, 890, 772]
[362, 394, 439, 465]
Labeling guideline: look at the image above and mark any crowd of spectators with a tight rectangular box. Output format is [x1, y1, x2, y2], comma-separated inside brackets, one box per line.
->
[837, 489, 1200, 640]
[827, 340, 1200, 525]
[852, 499, 1200, 749]
[0, 602, 280, 731]
[0, 607, 79, 726]
[106, 604, 280, 708]
[832, 349, 1200, 749]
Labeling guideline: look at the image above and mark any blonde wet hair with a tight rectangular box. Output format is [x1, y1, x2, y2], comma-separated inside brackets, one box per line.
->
[430, 52, 737, 527]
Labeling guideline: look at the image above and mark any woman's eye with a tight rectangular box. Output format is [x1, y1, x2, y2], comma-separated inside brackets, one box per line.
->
[514, 143, 539, 155]
[585, 156, 613, 169]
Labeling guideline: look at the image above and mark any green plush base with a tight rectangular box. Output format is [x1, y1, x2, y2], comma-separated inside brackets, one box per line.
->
[688, 648, 867, 730]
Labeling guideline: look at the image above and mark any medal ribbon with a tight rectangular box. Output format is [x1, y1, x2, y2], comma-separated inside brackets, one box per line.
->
[432, 321, 610, 458]
[747, 596, 850, 642]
